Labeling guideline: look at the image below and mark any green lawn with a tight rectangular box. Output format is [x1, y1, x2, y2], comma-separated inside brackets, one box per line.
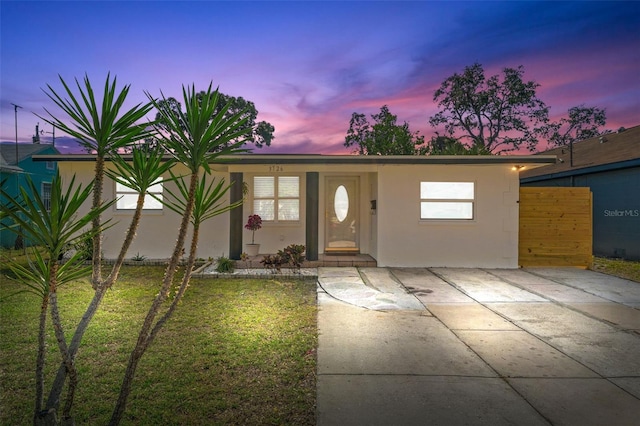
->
[0, 263, 317, 425]
[592, 256, 640, 283]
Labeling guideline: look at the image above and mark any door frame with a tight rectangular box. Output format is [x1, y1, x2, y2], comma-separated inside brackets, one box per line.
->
[324, 176, 360, 254]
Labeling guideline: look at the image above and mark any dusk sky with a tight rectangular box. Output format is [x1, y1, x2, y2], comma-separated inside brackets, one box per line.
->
[1, 1, 638, 154]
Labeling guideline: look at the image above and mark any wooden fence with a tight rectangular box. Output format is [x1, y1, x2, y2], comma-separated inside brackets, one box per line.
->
[519, 187, 593, 267]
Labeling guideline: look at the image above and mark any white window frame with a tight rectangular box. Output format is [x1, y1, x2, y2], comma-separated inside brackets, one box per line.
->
[115, 178, 163, 211]
[252, 175, 300, 222]
[46, 161, 55, 170]
[420, 181, 475, 220]
[41, 182, 52, 213]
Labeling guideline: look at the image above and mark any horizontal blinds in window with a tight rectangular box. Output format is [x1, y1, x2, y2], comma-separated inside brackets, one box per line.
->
[278, 176, 299, 197]
[254, 177, 275, 198]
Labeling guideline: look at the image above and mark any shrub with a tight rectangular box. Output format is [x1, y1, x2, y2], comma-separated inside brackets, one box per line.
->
[215, 256, 235, 273]
[262, 244, 306, 274]
[279, 244, 306, 270]
[260, 254, 284, 273]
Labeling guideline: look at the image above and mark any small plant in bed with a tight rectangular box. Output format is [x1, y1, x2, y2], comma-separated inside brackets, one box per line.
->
[131, 252, 147, 262]
[280, 244, 306, 272]
[261, 254, 284, 273]
[215, 255, 235, 273]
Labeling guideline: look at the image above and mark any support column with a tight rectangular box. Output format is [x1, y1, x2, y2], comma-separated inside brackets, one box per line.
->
[306, 172, 319, 261]
[229, 172, 243, 260]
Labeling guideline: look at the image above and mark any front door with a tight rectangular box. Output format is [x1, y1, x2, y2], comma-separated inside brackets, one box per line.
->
[325, 177, 359, 253]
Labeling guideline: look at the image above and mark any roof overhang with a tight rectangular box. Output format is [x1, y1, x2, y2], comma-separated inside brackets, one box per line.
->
[33, 153, 557, 167]
[521, 157, 640, 184]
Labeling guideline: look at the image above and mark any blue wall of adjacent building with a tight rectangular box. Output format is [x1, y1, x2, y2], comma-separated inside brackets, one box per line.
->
[522, 166, 640, 261]
[1, 145, 59, 249]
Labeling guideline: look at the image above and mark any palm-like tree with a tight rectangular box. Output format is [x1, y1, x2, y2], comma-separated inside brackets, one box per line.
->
[149, 170, 244, 334]
[39, 75, 161, 423]
[40, 74, 154, 284]
[0, 174, 112, 424]
[110, 84, 250, 425]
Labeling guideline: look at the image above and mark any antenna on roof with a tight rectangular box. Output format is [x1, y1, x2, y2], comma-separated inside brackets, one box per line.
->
[10, 103, 22, 165]
[45, 124, 56, 147]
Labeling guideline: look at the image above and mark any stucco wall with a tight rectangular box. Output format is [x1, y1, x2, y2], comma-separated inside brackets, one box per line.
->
[58, 160, 522, 266]
[375, 164, 520, 268]
[59, 162, 232, 260]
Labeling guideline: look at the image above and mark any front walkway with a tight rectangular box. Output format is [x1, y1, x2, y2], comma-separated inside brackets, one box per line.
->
[317, 267, 640, 425]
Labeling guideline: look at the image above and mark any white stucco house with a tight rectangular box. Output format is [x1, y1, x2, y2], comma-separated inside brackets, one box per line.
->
[37, 154, 555, 268]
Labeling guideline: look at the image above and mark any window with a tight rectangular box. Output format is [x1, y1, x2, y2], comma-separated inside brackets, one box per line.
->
[116, 178, 163, 210]
[253, 176, 299, 221]
[46, 161, 55, 170]
[420, 182, 474, 220]
[42, 182, 52, 212]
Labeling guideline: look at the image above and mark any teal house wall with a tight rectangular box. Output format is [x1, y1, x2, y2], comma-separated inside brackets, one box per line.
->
[0, 143, 60, 249]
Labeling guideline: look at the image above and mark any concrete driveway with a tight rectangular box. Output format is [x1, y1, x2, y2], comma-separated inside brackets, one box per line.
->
[316, 267, 640, 425]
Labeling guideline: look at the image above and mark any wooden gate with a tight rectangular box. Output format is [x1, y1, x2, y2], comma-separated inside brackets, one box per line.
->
[519, 187, 593, 267]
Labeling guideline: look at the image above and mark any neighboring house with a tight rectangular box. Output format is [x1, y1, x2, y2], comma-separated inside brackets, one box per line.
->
[0, 143, 60, 248]
[38, 154, 555, 268]
[521, 125, 640, 261]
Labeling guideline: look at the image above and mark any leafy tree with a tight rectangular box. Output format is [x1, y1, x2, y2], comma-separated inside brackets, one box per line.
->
[344, 105, 425, 155]
[543, 105, 607, 147]
[421, 135, 491, 155]
[110, 84, 249, 424]
[429, 63, 549, 154]
[154, 91, 274, 150]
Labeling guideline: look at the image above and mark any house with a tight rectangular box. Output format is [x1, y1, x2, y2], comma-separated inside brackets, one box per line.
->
[520, 125, 640, 261]
[0, 143, 60, 248]
[36, 154, 555, 268]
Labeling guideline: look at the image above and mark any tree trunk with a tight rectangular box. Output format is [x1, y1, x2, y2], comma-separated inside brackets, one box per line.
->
[45, 286, 105, 411]
[46, 191, 146, 412]
[109, 172, 198, 426]
[149, 221, 200, 339]
[48, 262, 77, 423]
[104, 192, 145, 287]
[91, 156, 105, 288]
[34, 295, 49, 425]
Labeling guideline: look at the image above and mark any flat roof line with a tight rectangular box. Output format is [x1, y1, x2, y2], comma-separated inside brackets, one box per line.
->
[33, 154, 557, 166]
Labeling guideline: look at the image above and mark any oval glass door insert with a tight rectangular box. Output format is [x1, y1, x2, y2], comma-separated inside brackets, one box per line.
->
[334, 185, 349, 222]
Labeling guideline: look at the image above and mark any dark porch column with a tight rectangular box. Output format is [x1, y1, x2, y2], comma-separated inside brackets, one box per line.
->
[306, 172, 319, 261]
[229, 172, 243, 260]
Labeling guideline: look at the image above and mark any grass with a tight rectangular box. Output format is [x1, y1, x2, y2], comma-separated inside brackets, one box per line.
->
[0, 256, 317, 425]
[592, 256, 640, 283]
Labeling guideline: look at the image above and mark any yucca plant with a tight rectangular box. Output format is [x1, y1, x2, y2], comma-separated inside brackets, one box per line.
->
[0, 174, 112, 424]
[40, 73, 154, 284]
[147, 170, 243, 334]
[38, 74, 158, 424]
[110, 84, 250, 425]
[104, 143, 176, 280]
